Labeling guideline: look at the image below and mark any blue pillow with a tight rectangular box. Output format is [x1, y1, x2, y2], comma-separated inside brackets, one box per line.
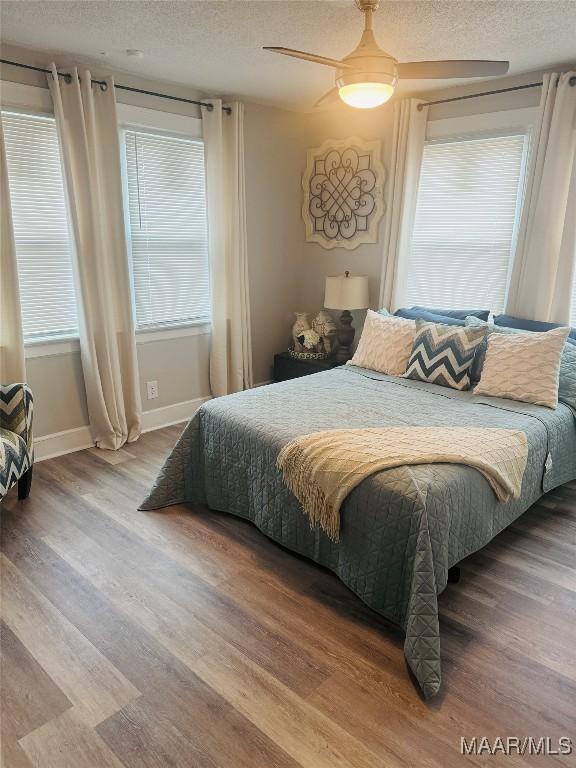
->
[411, 306, 490, 321]
[394, 308, 465, 327]
[494, 314, 576, 346]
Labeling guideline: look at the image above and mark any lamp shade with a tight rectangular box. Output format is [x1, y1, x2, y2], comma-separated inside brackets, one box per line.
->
[324, 272, 369, 310]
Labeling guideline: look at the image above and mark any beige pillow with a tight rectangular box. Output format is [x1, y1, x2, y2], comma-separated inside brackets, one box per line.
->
[348, 310, 416, 376]
[474, 326, 569, 408]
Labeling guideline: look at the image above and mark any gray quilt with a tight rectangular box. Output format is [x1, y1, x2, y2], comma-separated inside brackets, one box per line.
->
[140, 367, 576, 698]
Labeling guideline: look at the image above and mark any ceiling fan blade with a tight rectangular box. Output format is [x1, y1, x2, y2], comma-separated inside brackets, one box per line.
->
[314, 88, 341, 109]
[263, 47, 353, 69]
[397, 60, 509, 79]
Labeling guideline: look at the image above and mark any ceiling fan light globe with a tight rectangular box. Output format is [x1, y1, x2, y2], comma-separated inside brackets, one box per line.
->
[338, 82, 394, 108]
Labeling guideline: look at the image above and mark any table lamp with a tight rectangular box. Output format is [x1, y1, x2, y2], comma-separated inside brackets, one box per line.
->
[324, 271, 370, 362]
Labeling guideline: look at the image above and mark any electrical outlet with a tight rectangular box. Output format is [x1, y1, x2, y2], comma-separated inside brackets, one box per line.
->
[146, 380, 159, 400]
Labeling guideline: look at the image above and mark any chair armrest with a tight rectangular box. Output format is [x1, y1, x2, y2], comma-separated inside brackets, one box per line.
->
[0, 383, 34, 456]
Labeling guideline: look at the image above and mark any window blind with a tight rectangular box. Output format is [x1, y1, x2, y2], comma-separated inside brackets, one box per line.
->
[124, 129, 210, 329]
[403, 132, 528, 314]
[2, 111, 78, 342]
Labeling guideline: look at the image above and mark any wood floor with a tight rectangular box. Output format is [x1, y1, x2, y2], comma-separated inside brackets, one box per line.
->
[1, 424, 575, 768]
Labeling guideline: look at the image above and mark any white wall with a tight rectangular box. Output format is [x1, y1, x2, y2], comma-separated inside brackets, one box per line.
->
[25, 351, 89, 437]
[423, 70, 544, 122]
[24, 334, 211, 438]
[297, 105, 395, 333]
[244, 102, 306, 383]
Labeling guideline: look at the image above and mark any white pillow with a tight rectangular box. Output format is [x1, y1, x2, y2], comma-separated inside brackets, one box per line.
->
[348, 310, 416, 376]
[474, 325, 569, 408]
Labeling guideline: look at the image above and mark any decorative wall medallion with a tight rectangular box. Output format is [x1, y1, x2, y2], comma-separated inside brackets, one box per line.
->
[302, 137, 385, 250]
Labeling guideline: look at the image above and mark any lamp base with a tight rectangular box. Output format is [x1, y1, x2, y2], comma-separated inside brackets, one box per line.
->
[336, 310, 355, 362]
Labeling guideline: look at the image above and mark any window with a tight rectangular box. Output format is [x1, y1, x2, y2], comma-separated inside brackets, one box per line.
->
[2, 111, 78, 342]
[403, 132, 528, 313]
[124, 128, 210, 330]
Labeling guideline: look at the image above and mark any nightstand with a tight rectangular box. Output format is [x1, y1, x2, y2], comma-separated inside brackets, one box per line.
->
[273, 352, 344, 383]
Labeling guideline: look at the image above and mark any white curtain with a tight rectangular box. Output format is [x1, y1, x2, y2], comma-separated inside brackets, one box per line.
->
[506, 72, 576, 324]
[49, 66, 141, 449]
[379, 98, 429, 311]
[0, 119, 26, 383]
[202, 100, 253, 396]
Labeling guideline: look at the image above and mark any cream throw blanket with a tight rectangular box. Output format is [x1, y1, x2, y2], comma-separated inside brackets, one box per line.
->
[277, 427, 528, 541]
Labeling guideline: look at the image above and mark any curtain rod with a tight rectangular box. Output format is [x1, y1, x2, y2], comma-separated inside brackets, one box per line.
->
[0, 58, 232, 114]
[418, 75, 576, 111]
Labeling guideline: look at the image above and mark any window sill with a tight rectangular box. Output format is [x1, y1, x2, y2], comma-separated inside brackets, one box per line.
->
[25, 336, 80, 359]
[23, 323, 211, 358]
[136, 322, 211, 344]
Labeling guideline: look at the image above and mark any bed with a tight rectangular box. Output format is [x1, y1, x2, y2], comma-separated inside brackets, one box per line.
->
[140, 366, 576, 698]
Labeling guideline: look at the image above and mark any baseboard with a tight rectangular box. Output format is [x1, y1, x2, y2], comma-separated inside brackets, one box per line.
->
[34, 395, 210, 462]
[34, 426, 94, 462]
[140, 396, 210, 433]
[253, 380, 272, 388]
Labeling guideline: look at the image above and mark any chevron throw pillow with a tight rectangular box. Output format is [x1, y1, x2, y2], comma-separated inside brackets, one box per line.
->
[403, 319, 487, 391]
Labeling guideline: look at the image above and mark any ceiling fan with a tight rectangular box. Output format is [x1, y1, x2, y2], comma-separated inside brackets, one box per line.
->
[264, 0, 509, 109]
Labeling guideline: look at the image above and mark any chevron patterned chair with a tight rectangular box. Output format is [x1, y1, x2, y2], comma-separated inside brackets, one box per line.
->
[0, 383, 34, 502]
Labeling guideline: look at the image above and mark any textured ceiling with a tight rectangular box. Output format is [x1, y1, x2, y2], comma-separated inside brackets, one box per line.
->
[1, 0, 575, 111]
